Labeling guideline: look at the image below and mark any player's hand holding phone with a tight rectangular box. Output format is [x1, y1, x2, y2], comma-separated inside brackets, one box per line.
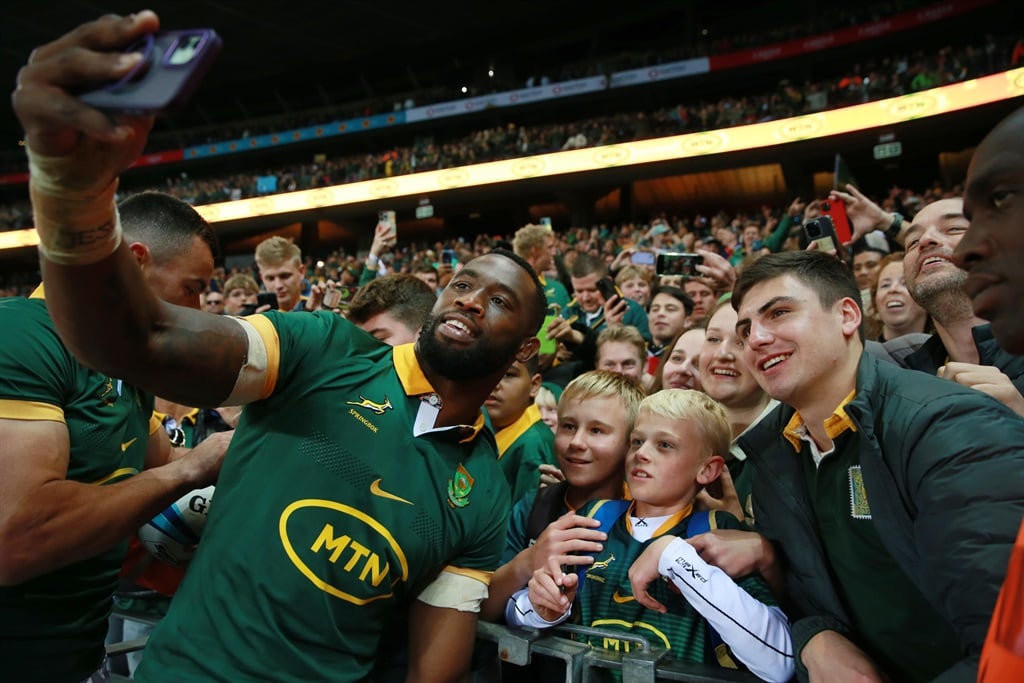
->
[14, 12, 164, 195]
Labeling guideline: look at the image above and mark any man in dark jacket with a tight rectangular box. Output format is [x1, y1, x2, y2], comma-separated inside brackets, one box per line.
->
[732, 251, 1024, 682]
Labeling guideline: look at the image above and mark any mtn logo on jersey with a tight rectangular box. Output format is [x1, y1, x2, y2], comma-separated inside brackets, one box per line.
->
[591, 618, 671, 652]
[279, 498, 409, 605]
[346, 395, 393, 415]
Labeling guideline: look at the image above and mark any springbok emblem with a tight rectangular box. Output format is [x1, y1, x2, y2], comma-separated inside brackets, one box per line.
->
[346, 395, 393, 415]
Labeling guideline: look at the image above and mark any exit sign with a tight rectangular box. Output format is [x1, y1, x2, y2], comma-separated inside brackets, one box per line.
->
[873, 142, 903, 160]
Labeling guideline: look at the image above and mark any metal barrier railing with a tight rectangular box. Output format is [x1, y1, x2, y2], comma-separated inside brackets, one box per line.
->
[474, 621, 762, 683]
[105, 615, 763, 682]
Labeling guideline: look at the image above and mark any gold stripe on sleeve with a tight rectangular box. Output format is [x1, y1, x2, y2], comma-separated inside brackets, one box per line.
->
[0, 399, 64, 422]
[443, 565, 493, 586]
[244, 314, 282, 399]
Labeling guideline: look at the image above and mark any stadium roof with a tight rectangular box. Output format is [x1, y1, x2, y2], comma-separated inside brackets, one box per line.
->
[2, 0, 812, 146]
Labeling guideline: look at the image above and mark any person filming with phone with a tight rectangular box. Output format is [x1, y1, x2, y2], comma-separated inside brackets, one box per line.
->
[254, 236, 307, 312]
[564, 253, 651, 341]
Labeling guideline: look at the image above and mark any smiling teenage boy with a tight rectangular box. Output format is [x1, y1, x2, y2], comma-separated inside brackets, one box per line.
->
[732, 250, 1024, 682]
[510, 390, 793, 682]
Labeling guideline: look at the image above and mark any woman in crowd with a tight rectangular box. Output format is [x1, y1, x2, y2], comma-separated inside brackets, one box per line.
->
[870, 252, 930, 342]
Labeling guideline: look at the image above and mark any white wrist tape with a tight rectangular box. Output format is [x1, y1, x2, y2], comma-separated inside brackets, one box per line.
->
[28, 148, 121, 265]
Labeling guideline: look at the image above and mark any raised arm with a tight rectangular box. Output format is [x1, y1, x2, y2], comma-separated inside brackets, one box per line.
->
[829, 184, 906, 246]
[629, 535, 794, 683]
[12, 12, 248, 407]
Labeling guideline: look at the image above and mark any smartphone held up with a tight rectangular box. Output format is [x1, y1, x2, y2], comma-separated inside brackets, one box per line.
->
[656, 252, 704, 278]
[379, 211, 397, 238]
[79, 29, 222, 114]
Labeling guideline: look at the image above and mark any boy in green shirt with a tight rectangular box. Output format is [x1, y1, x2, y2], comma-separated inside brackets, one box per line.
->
[487, 355, 556, 504]
[481, 370, 645, 622]
[510, 390, 793, 682]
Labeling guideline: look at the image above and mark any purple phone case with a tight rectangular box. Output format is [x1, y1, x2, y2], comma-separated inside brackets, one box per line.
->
[80, 29, 222, 114]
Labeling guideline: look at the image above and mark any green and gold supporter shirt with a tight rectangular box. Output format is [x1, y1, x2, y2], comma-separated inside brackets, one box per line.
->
[539, 275, 571, 313]
[137, 312, 510, 682]
[786, 398, 961, 683]
[495, 404, 556, 506]
[573, 502, 775, 678]
[0, 289, 155, 682]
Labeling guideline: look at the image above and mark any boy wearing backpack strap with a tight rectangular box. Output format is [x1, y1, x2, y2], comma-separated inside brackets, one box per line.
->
[480, 370, 646, 622]
[508, 390, 794, 682]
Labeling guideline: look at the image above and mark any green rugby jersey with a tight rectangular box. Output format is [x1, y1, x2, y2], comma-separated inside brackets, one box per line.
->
[539, 274, 571, 313]
[0, 289, 154, 682]
[138, 312, 511, 682]
[573, 502, 775, 672]
[495, 404, 556, 506]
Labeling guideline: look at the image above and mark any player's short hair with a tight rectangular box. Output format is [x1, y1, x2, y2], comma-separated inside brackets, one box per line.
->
[255, 236, 302, 268]
[640, 389, 731, 458]
[119, 191, 219, 263]
[512, 223, 552, 258]
[559, 370, 646, 429]
[347, 274, 436, 330]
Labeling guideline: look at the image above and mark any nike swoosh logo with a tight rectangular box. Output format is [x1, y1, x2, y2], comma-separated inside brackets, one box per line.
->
[612, 591, 635, 604]
[120, 437, 138, 452]
[370, 478, 414, 506]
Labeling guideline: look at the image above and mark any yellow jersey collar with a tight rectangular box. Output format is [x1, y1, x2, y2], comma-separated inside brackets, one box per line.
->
[30, 284, 45, 299]
[495, 404, 542, 455]
[783, 390, 858, 452]
[153, 407, 201, 427]
[393, 343, 485, 442]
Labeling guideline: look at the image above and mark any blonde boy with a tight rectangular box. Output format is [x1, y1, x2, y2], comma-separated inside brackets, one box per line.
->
[480, 370, 645, 621]
[254, 236, 307, 312]
[510, 391, 794, 682]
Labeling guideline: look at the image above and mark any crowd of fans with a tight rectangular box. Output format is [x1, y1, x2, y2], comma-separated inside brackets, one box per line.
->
[0, 32, 1014, 235]
[6, 8, 1024, 680]
[198, 180, 949, 309]
[0, 180, 958, 301]
[133, 0, 934, 151]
